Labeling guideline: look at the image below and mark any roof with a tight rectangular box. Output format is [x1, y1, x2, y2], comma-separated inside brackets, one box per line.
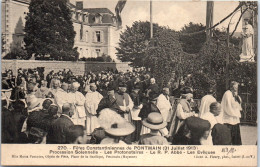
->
[83, 8, 114, 15]
[13, 0, 30, 4]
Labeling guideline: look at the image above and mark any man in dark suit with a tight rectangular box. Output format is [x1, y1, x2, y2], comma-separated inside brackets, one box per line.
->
[2, 97, 18, 143]
[47, 103, 74, 144]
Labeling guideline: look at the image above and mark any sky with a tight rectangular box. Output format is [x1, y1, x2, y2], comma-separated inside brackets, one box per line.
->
[70, 0, 243, 32]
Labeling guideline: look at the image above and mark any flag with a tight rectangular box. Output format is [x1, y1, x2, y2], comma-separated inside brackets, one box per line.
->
[115, 0, 127, 29]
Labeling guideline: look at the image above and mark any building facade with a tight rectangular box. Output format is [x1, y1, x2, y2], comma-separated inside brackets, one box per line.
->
[1, 0, 120, 61]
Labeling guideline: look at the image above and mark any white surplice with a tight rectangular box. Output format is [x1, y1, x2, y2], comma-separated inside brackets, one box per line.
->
[157, 93, 171, 136]
[85, 91, 103, 135]
[200, 112, 220, 145]
[68, 91, 86, 126]
[221, 90, 242, 125]
[199, 94, 217, 117]
[54, 88, 70, 114]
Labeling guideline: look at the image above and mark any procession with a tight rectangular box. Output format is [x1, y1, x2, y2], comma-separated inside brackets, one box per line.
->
[1, 0, 258, 147]
[1, 67, 251, 145]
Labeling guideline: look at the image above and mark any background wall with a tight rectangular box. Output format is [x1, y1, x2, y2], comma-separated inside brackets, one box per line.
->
[2, 60, 131, 77]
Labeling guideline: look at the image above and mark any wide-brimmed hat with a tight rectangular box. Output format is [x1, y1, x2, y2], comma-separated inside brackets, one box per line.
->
[142, 112, 167, 130]
[105, 122, 135, 137]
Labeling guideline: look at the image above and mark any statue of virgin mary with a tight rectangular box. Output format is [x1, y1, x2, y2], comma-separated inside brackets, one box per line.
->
[239, 18, 255, 62]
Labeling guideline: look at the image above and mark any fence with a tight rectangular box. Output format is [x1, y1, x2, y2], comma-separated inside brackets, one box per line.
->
[171, 97, 257, 125]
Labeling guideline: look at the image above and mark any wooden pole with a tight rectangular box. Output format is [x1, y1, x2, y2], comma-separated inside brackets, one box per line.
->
[225, 26, 230, 90]
[206, 1, 214, 42]
[150, 0, 153, 39]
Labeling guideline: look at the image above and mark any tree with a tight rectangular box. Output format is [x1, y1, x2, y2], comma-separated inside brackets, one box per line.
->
[24, 0, 78, 61]
[146, 28, 183, 88]
[179, 22, 206, 54]
[79, 54, 113, 62]
[3, 45, 28, 60]
[116, 21, 165, 67]
[2, 33, 6, 54]
[117, 21, 184, 88]
[190, 39, 256, 102]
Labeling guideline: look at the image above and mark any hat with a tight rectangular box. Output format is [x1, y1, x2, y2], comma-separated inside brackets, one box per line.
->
[105, 122, 135, 137]
[142, 112, 167, 130]
[180, 87, 193, 95]
[118, 82, 127, 87]
[133, 84, 141, 90]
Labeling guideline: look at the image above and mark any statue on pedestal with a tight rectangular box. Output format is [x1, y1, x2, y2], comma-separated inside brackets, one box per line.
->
[239, 18, 255, 62]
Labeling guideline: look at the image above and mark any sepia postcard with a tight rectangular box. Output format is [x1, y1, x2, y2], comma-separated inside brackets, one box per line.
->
[1, 0, 258, 166]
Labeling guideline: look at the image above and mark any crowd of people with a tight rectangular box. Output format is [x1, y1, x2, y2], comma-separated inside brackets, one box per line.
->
[2, 68, 243, 145]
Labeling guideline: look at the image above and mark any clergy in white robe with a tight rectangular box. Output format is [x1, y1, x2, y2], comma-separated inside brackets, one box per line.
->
[85, 83, 103, 135]
[200, 102, 222, 145]
[49, 79, 61, 98]
[221, 81, 242, 145]
[54, 82, 70, 115]
[199, 94, 216, 117]
[68, 82, 86, 127]
[157, 88, 171, 136]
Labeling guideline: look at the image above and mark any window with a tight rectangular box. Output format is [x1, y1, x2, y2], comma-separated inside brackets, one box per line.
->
[96, 49, 101, 57]
[80, 48, 83, 57]
[86, 49, 88, 56]
[6, 25, 8, 28]
[85, 30, 88, 42]
[95, 31, 101, 42]
[76, 13, 79, 20]
[94, 15, 102, 24]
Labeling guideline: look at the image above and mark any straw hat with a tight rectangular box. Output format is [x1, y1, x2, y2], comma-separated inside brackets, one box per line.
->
[142, 112, 167, 130]
[105, 122, 135, 137]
